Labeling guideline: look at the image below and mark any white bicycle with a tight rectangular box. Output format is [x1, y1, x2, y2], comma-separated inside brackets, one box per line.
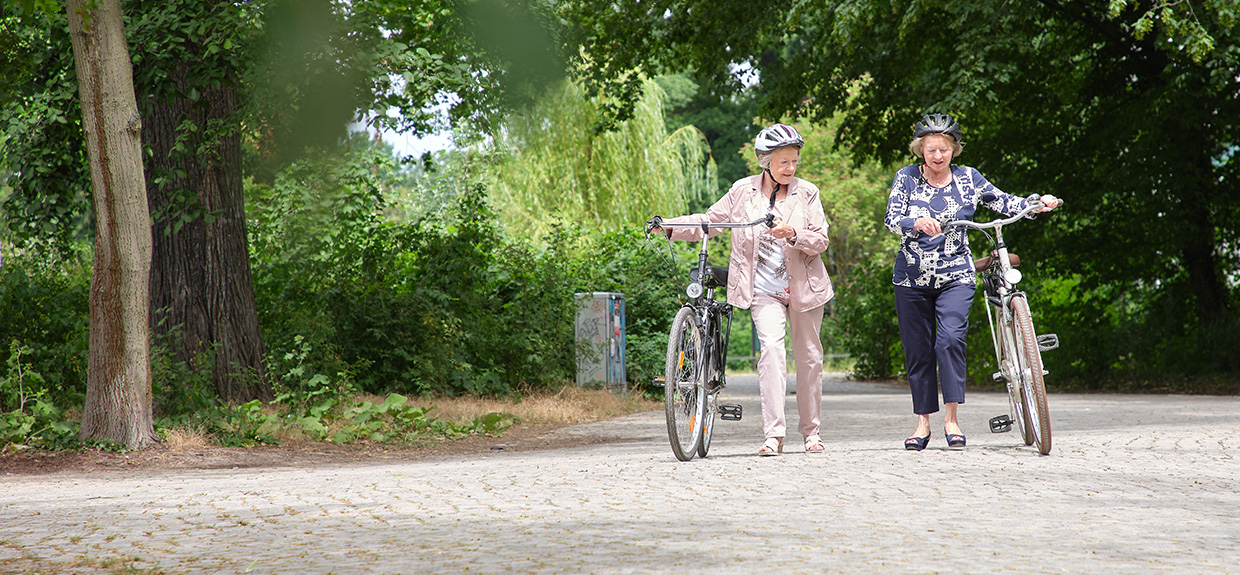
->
[945, 196, 1061, 455]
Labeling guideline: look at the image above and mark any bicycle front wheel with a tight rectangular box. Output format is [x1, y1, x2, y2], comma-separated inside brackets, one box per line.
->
[665, 307, 705, 461]
[1011, 297, 1052, 454]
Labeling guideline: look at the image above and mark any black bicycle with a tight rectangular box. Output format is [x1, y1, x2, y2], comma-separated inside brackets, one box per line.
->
[645, 214, 772, 461]
[945, 196, 1061, 455]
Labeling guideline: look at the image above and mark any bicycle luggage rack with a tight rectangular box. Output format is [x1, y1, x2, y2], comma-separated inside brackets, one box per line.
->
[1037, 334, 1059, 352]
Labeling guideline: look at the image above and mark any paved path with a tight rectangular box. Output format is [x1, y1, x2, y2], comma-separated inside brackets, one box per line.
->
[2, 374, 1238, 574]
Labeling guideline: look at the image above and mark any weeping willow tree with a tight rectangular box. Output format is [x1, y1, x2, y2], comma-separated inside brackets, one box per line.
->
[486, 78, 716, 236]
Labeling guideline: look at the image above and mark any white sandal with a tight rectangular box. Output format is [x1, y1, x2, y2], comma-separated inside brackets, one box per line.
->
[804, 435, 825, 454]
[758, 437, 783, 456]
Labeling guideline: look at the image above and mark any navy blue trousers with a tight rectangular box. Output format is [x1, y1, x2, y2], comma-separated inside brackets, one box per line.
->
[894, 283, 975, 415]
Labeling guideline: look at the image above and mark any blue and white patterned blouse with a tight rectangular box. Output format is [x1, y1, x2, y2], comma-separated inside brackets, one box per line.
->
[884, 164, 1029, 289]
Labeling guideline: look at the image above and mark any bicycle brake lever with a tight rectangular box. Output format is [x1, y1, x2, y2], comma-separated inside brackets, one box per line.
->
[644, 215, 664, 237]
[765, 213, 775, 228]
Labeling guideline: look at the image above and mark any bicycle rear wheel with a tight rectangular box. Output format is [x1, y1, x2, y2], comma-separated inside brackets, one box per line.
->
[665, 307, 705, 461]
[1011, 297, 1052, 454]
[698, 390, 716, 458]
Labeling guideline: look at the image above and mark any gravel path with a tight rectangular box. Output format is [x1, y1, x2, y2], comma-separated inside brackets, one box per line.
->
[2, 374, 1237, 574]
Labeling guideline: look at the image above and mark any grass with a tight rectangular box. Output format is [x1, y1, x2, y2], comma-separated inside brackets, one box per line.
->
[399, 385, 658, 425]
[153, 385, 662, 450]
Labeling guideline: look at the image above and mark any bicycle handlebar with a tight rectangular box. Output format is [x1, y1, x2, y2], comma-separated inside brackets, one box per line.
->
[645, 214, 773, 235]
[943, 195, 1049, 231]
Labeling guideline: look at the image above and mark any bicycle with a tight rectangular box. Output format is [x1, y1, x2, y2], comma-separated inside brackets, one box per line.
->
[645, 214, 773, 461]
[944, 195, 1061, 455]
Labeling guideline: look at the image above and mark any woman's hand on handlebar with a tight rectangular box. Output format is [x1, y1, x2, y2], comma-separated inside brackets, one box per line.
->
[645, 216, 664, 235]
[913, 217, 942, 236]
[1037, 194, 1063, 212]
[766, 219, 798, 242]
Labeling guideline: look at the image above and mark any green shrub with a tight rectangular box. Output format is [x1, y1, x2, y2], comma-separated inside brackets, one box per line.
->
[0, 341, 79, 448]
[836, 256, 903, 380]
[0, 244, 90, 408]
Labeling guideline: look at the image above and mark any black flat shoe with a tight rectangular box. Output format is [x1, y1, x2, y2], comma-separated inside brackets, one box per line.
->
[904, 433, 931, 451]
[946, 432, 966, 448]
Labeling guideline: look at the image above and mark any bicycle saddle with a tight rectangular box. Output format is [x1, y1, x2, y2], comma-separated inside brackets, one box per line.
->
[973, 252, 1020, 272]
[688, 265, 729, 289]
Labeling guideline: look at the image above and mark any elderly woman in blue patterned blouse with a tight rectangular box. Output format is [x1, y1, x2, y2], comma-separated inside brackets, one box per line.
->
[884, 114, 1061, 451]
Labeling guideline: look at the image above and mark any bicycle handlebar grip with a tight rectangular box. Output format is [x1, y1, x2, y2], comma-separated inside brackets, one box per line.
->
[644, 215, 664, 235]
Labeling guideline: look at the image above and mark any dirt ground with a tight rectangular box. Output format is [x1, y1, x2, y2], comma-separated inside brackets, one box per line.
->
[0, 422, 612, 477]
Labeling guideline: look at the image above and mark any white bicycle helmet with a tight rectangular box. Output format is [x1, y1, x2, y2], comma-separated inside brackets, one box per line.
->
[754, 123, 804, 153]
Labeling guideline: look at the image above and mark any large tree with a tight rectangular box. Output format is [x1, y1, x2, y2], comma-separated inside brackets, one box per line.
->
[126, 0, 273, 403]
[65, 0, 156, 448]
[563, 0, 1239, 373]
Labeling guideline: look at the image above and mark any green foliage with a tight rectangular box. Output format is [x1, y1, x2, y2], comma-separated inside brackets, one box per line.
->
[654, 73, 761, 206]
[564, 0, 1240, 383]
[0, 243, 90, 406]
[0, 9, 93, 250]
[484, 77, 715, 237]
[349, 0, 566, 139]
[0, 340, 79, 448]
[836, 256, 903, 380]
[155, 339, 521, 447]
[248, 146, 578, 398]
[271, 335, 359, 419]
[149, 322, 218, 418]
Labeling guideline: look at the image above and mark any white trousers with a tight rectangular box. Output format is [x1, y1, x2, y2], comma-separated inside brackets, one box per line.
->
[751, 292, 825, 440]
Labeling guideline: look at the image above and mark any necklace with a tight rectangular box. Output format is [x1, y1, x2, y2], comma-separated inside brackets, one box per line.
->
[923, 166, 952, 188]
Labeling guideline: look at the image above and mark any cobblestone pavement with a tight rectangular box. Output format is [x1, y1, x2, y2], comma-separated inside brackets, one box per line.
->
[2, 374, 1237, 574]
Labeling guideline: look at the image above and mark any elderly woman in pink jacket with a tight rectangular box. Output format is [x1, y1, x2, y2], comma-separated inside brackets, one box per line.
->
[651, 123, 834, 456]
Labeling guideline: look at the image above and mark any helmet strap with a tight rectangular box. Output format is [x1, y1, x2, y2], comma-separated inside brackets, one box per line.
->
[764, 168, 781, 209]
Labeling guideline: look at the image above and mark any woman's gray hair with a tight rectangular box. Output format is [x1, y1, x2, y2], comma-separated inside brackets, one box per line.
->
[757, 150, 773, 170]
[909, 133, 963, 158]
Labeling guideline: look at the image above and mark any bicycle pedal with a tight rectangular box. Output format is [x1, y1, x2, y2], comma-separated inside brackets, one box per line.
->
[1037, 333, 1059, 352]
[652, 377, 665, 388]
[989, 415, 1012, 433]
[719, 403, 742, 421]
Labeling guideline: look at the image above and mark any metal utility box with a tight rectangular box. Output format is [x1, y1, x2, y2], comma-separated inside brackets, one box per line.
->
[575, 292, 626, 392]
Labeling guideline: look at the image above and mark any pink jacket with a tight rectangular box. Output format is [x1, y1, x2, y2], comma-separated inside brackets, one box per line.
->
[664, 175, 834, 312]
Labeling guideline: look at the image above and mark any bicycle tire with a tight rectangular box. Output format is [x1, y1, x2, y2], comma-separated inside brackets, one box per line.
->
[1011, 297, 1052, 454]
[664, 307, 705, 461]
[698, 390, 716, 458]
[999, 316, 1036, 446]
[697, 315, 729, 458]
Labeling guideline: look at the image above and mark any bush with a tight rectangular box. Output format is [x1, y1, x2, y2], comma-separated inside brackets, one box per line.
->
[836, 256, 903, 380]
[249, 151, 580, 398]
[0, 244, 90, 408]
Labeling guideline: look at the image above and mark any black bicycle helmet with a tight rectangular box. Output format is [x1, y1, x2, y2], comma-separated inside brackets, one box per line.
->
[754, 123, 804, 153]
[912, 114, 962, 142]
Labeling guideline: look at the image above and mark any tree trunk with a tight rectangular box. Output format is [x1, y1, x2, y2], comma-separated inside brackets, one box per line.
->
[137, 25, 271, 405]
[66, 0, 157, 448]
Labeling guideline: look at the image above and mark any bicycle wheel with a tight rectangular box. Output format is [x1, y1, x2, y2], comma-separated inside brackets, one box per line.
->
[1011, 297, 1052, 454]
[698, 390, 717, 458]
[997, 314, 1036, 446]
[664, 307, 705, 461]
